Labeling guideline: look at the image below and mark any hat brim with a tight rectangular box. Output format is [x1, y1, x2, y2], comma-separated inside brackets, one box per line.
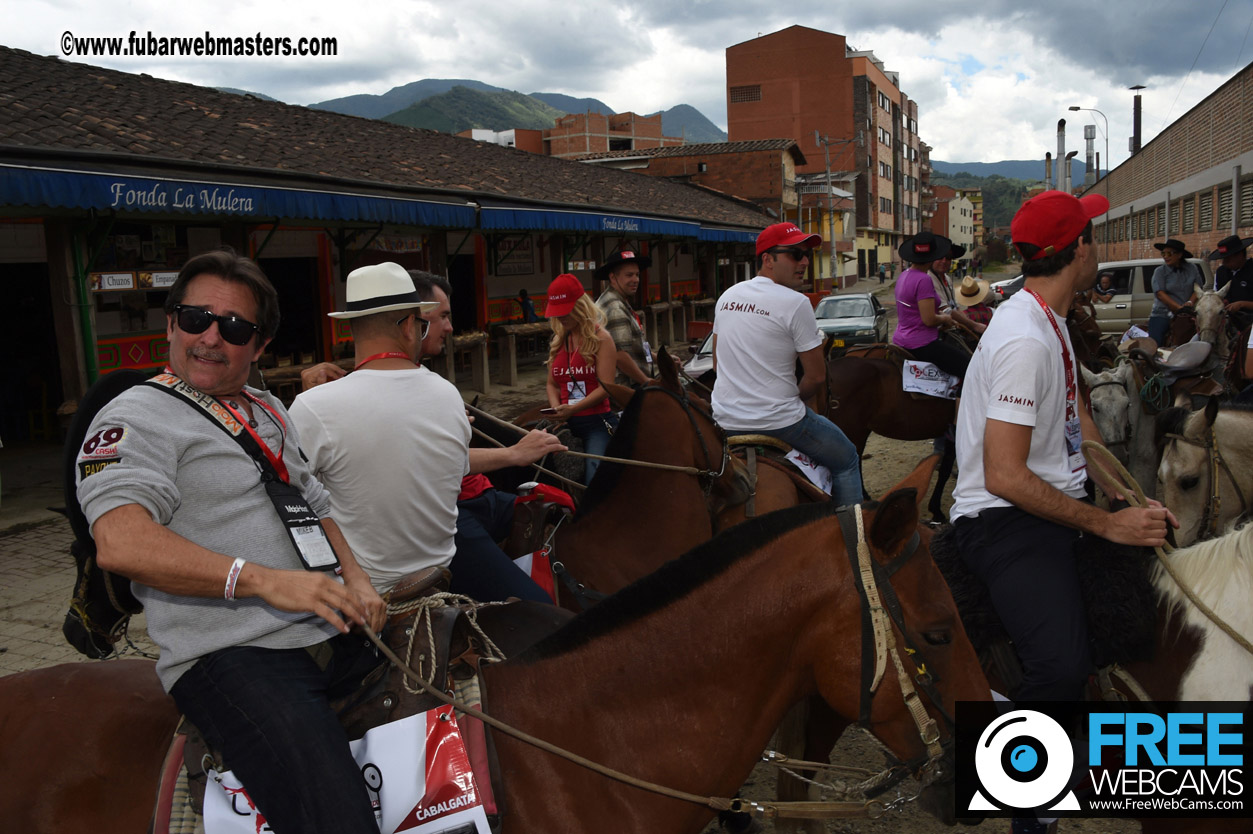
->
[955, 281, 991, 307]
[544, 300, 578, 317]
[756, 232, 822, 256]
[1208, 238, 1253, 259]
[595, 255, 654, 281]
[1153, 240, 1193, 259]
[328, 300, 439, 319]
[898, 238, 952, 264]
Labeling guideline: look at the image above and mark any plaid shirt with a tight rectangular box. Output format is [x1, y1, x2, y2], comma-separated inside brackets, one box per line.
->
[596, 287, 650, 384]
[964, 303, 994, 325]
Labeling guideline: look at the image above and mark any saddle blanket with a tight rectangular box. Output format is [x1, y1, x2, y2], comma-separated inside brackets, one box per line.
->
[784, 449, 832, 495]
[204, 706, 490, 834]
[902, 360, 959, 400]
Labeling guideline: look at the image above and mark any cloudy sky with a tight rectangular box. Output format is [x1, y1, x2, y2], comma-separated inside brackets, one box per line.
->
[9, 0, 1253, 169]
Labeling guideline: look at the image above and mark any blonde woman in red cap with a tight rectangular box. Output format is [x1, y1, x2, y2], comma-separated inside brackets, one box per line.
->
[543, 273, 619, 484]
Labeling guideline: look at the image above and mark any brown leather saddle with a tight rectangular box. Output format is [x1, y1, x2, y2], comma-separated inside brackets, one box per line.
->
[1125, 340, 1224, 413]
[165, 567, 573, 828]
[726, 434, 831, 516]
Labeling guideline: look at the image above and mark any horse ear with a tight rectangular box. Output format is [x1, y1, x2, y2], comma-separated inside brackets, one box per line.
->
[1080, 364, 1098, 389]
[877, 454, 939, 505]
[1217, 282, 1232, 299]
[868, 488, 920, 558]
[1194, 282, 1206, 297]
[657, 347, 682, 392]
[1203, 395, 1219, 428]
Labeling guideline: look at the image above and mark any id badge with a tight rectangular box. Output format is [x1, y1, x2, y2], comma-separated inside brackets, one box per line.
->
[1064, 416, 1085, 473]
[642, 339, 654, 364]
[566, 380, 587, 402]
[264, 478, 341, 572]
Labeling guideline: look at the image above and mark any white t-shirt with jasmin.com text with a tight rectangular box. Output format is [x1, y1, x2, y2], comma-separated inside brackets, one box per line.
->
[711, 276, 823, 431]
[950, 289, 1088, 521]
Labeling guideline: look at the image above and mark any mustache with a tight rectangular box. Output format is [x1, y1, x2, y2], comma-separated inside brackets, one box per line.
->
[188, 346, 228, 364]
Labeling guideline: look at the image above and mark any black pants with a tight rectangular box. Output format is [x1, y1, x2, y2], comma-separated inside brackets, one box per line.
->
[954, 507, 1090, 702]
[910, 337, 970, 380]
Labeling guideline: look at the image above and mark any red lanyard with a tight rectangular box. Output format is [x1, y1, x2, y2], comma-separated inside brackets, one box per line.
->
[218, 392, 291, 483]
[1023, 288, 1077, 420]
[354, 351, 412, 370]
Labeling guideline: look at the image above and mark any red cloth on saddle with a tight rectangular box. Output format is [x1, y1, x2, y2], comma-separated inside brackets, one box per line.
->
[514, 483, 576, 513]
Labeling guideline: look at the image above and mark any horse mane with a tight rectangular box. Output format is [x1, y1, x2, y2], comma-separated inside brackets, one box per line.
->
[513, 500, 848, 662]
[1152, 522, 1253, 620]
[1157, 401, 1253, 450]
[574, 389, 647, 515]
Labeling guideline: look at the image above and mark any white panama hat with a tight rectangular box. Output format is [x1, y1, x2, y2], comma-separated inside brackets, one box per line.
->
[328, 262, 439, 319]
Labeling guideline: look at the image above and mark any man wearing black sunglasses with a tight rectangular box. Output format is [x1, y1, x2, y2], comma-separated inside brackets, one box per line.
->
[710, 223, 862, 506]
[76, 249, 387, 833]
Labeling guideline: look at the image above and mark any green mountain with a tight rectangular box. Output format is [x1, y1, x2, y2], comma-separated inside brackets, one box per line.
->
[931, 172, 1035, 230]
[382, 86, 566, 133]
[312, 79, 504, 119]
[650, 104, 726, 144]
[529, 92, 614, 116]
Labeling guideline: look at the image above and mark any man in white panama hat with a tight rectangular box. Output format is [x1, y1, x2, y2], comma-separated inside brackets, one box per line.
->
[290, 262, 473, 592]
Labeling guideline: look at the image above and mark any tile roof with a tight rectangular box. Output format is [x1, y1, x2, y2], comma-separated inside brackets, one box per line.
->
[0, 47, 768, 230]
[571, 139, 805, 164]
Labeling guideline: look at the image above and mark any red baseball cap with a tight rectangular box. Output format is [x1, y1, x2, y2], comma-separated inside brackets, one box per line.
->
[756, 222, 822, 256]
[543, 273, 586, 317]
[1011, 191, 1110, 261]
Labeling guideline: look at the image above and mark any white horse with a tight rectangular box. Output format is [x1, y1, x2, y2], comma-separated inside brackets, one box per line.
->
[1148, 521, 1253, 701]
[1084, 361, 1158, 500]
[1157, 400, 1253, 546]
[1193, 281, 1232, 352]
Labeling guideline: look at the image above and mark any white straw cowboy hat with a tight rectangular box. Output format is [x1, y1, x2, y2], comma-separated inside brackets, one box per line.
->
[954, 275, 991, 307]
[328, 262, 439, 319]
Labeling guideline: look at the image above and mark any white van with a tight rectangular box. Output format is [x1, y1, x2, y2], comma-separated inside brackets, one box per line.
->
[1090, 258, 1214, 335]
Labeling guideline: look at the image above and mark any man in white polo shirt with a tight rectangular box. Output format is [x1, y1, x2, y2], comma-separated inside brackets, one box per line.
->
[711, 222, 861, 506]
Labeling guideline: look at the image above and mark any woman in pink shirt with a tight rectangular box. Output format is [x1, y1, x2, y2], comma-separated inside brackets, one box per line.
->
[892, 232, 970, 380]
[543, 273, 619, 484]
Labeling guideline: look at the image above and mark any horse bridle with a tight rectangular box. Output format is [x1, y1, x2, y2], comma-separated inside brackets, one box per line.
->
[1164, 426, 1249, 541]
[836, 504, 954, 797]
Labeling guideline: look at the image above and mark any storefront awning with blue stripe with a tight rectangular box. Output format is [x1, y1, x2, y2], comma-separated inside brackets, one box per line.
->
[480, 202, 704, 238]
[697, 226, 758, 243]
[0, 163, 476, 227]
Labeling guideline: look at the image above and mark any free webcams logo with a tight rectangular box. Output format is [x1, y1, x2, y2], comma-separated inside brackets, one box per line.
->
[956, 702, 1250, 819]
[969, 709, 1080, 812]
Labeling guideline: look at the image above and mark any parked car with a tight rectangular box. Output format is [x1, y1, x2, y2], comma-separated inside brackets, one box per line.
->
[1090, 258, 1214, 335]
[989, 274, 1025, 305]
[682, 331, 716, 388]
[814, 292, 889, 352]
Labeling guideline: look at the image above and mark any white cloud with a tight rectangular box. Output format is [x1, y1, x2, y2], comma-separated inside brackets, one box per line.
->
[7, 0, 1253, 164]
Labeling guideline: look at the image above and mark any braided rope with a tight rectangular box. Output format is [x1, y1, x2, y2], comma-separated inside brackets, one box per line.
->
[385, 593, 508, 694]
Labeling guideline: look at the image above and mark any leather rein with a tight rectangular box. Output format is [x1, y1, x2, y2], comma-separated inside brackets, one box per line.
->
[363, 506, 955, 822]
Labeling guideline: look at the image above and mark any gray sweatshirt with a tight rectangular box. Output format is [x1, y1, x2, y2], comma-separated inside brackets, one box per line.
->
[76, 383, 338, 690]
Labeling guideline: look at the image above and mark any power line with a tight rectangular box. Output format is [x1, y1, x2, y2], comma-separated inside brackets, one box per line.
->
[1160, 0, 1231, 130]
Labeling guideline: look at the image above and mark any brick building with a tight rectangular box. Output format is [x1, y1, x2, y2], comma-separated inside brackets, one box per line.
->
[725, 25, 924, 283]
[1083, 60, 1253, 263]
[544, 112, 684, 159]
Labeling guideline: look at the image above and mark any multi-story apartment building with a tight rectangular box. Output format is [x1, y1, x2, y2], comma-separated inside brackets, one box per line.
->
[725, 25, 924, 282]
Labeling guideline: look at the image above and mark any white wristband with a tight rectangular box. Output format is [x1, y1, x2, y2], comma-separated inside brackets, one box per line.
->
[224, 557, 247, 601]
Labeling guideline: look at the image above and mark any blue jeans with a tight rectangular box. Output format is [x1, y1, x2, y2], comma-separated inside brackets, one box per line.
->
[1148, 314, 1170, 346]
[452, 489, 551, 602]
[170, 636, 382, 834]
[567, 411, 618, 484]
[736, 408, 861, 506]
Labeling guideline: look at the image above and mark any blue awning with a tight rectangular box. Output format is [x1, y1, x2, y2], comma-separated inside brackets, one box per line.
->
[697, 226, 758, 243]
[0, 163, 476, 227]
[480, 203, 702, 238]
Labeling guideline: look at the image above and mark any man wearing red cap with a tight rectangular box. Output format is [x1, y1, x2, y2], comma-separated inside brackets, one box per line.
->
[950, 192, 1177, 708]
[711, 223, 861, 506]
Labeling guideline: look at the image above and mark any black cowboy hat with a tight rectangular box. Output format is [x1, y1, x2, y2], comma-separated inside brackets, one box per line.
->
[1153, 239, 1194, 259]
[1208, 235, 1253, 260]
[898, 231, 952, 265]
[595, 249, 653, 281]
[950, 243, 968, 260]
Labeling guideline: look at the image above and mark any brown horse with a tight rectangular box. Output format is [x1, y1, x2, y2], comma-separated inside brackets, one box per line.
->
[825, 348, 954, 454]
[0, 484, 989, 834]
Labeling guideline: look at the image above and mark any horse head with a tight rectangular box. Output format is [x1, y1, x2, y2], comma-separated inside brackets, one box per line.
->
[1194, 283, 1230, 346]
[812, 456, 988, 823]
[1158, 399, 1253, 546]
[1083, 362, 1134, 465]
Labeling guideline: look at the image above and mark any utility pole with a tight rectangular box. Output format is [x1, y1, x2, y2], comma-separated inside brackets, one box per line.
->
[815, 130, 838, 290]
